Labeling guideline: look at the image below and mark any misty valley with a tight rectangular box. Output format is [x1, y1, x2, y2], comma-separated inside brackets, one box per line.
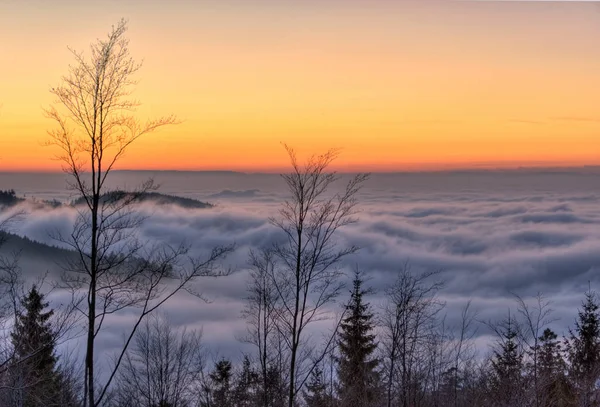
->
[0, 169, 599, 407]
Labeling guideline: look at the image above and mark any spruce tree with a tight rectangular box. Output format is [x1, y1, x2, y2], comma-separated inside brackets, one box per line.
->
[303, 366, 333, 407]
[9, 285, 60, 407]
[234, 356, 259, 407]
[264, 363, 288, 407]
[566, 289, 600, 407]
[490, 313, 524, 407]
[209, 358, 233, 407]
[537, 328, 575, 407]
[336, 273, 381, 407]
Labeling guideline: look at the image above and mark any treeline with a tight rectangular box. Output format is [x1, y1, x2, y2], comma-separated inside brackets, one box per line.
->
[2, 270, 600, 407]
[0, 190, 23, 207]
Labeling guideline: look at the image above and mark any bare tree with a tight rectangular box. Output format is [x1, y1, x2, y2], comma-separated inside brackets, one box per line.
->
[513, 292, 555, 407]
[266, 146, 368, 407]
[447, 300, 478, 407]
[380, 265, 444, 407]
[113, 313, 204, 407]
[45, 19, 232, 407]
[242, 248, 283, 407]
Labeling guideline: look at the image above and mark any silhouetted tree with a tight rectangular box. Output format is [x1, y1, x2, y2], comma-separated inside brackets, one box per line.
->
[46, 18, 231, 407]
[537, 328, 575, 407]
[207, 358, 233, 407]
[8, 286, 60, 406]
[515, 293, 555, 407]
[114, 314, 203, 407]
[243, 248, 281, 407]
[233, 356, 260, 407]
[268, 146, 368, 407]
[380, 266, 444, 407]
[566, 288, 600, 407]
[489, 312, 525, 407]
[336, 272, 381, 407]
[264, 363, 288, 407]
[303, 365, 334, 407]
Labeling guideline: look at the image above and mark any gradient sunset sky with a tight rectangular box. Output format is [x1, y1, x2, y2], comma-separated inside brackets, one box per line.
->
[1, 0, 600, 172]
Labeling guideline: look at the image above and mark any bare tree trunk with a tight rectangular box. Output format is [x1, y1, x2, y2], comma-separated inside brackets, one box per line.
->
[260, 146, 368, 407]
[380, 266, 444, 407]
[287, 232, 302, 407]
[85, 197, 98, 407]
[514, 292, 554, 407]
[46, 19, 231, 407]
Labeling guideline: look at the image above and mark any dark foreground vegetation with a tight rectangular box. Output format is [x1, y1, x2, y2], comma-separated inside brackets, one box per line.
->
[3, 266, 600, 407]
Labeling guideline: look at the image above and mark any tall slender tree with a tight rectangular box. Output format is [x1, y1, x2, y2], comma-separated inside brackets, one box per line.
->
[336, 272, 381, 407]
[46, 19, 232, 407]
[243, 248, 281, 407]
[268, 146, 368, 407]
[380, 266, 444, 407]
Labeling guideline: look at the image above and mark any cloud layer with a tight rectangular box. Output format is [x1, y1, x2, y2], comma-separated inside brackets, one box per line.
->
[1, 171, 600, 369]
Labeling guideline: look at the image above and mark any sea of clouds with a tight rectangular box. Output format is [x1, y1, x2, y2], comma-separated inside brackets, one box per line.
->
[1, 170, 599, 368]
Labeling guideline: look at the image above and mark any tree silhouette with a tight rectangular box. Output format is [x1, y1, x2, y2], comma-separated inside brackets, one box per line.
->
[45, 19, 231, 407]
[566, 288, 600, 407]
[490, 312, 525, 407]
[302, 365, 333, 407]
[336, 272, 381, 407]
[9, 286, 60, 407]
[268, 145, 368, 407]
[203, 358, 233, 407]
[537, 328, 575, 407]
[233, 355, 260, 407]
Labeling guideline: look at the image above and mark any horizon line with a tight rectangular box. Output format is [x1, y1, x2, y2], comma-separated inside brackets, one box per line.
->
[1, 164, 600, 175]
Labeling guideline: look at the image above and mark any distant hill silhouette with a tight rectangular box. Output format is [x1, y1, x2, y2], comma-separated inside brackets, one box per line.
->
[0, 231, 77, 278]
[71, 191, 213, 209]
[0, 230, 175, 279]
[209, 189, 260, 199]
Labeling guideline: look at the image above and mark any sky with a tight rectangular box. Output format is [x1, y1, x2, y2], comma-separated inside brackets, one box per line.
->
[1, 0, 600, 171]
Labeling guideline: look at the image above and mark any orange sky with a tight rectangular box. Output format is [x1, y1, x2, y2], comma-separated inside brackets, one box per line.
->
[1, 0, 600, 172]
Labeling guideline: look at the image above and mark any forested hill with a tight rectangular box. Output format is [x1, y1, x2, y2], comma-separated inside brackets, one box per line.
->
[71, 191, 213, 208]
[0, 231, 77, 278]
[0, 190, 212, 210]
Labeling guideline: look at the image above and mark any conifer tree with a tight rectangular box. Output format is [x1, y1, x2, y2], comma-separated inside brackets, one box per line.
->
[264, 363, 288, 407]
[303, 365, 334, 407]
[9, 285, 61, 407]
[490, 312, 524, 407]
[537, 328, 575, 407]
[234, 356, 259, 407]
[566, 288, 600, 407]
[209, 358, 233, 407]
[336, 272, 381, 407]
